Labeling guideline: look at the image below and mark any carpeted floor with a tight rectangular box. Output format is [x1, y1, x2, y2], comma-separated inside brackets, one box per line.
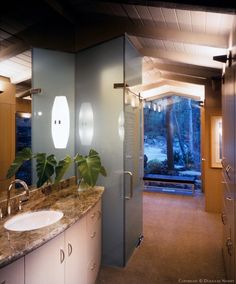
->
[96, 192, 225, 284]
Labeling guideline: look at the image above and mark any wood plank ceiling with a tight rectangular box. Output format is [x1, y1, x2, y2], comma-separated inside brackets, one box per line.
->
[0, 0, 235, 100]
[71, 1, 234, 100]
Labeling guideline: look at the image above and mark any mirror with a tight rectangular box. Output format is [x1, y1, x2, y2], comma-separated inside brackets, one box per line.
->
[0, 50, 32, 202]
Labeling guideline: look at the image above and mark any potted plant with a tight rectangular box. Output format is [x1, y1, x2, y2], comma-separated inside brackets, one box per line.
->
[6, 148, 107, 191]
[74, 149, 107, 191]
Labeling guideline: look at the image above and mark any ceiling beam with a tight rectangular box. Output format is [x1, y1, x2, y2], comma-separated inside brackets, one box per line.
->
[144, 91, 200, 101]
[140, 47, 223, 69]
[161, 72, 207, 85]
[0, 41, 30, 62]
[143, 61, 221, 78]
[43, 0, 75, 24]
[140, 82, 204, 100]
[132, 79, 198, 93]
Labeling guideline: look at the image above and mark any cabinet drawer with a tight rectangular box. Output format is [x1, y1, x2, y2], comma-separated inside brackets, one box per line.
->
[87, 201, 102, 233]
[87, 217, 101, 259]
[87, 258, 100, 284]
[222, 225, 235, 280]
[0, 258, 24, 284]
[86, 200, 102, 284]
[222, 184, 234, 226]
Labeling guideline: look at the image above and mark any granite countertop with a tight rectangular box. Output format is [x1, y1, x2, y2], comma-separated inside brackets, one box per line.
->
[0, 185, 104, 269]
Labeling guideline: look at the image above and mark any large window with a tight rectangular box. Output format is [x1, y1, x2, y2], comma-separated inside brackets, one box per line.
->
[144, 96, 201, 179]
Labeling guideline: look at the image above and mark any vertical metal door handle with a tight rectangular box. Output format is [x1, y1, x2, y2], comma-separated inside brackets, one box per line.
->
[60, 249, 65, 263]
[124, 171, 133, 200]
[68, 243, 72, 256]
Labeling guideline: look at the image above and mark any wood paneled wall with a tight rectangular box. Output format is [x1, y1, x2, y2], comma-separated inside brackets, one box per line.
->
[16, 98, 31, 113]
[0, 77, 16, 195]
[202, 82, 222, 213]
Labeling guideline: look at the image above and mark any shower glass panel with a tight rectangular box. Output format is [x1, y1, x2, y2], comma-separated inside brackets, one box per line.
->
[76, 37, 125, 266]
[124, 37, 143, 263]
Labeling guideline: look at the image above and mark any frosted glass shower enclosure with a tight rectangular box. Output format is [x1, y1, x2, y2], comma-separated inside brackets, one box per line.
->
[32, 36, 143, 267]
[76, 36, 143, 266]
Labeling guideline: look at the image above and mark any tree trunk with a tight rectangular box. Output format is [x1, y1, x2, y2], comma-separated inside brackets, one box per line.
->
[187, 99, 194, 154]
[166, 97, 174, 171]
[187, 99, 194, 167]
[173, 112, 186, 163]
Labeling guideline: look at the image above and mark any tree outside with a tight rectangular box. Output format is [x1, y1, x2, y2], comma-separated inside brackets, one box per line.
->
[144, 95, 201, 181]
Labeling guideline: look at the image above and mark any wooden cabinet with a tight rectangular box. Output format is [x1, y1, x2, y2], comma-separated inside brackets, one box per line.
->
[86, 201, 102, 284]
[65, 216, 87, 284]
[0, 258, 24, 284]
[221, 48, 236, 281]
[25, 233, 64, 284]
[23, 200, 101, 284]
[222, 178, 234, 280]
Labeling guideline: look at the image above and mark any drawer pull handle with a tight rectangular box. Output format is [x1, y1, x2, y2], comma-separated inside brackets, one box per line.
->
[90, 263, 96, 271]
[60, 249, 65, 263]
[225, 165, 233, 179]
[221, 212, 226, 225]
[91, 213, 96, 219]
[91, 231, 96, 238]
[226, 197, 232, 201]
[68, 243, 73, 256]
[226, 238, 233, 256]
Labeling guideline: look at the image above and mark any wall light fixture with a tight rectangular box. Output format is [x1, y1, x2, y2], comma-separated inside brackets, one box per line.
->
[79, 102, 94, 146]
[51, 96, 70, 149]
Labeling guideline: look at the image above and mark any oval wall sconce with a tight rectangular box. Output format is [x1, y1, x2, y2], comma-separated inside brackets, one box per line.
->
[79, 102, 94, 146]
[118, 111, 125, 141]
[51, 96, 70, 149]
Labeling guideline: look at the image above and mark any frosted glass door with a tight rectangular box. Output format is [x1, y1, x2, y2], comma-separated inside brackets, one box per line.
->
[124, 37, 143, 264]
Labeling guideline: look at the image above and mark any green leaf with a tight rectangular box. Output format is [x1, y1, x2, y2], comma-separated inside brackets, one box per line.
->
[36, 153, 57, 188]
[89, 149, 98, 156]
[75, 153, 101, 187]
[74, 149, 107, 187]
[6, 148, 32, 179]
[100, 166, 107, 176]
[74, 153, 86, 167]
[54, 155, 73, 184]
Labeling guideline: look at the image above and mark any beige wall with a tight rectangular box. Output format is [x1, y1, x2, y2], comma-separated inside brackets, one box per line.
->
[0, 76, 16, 194]
[203, 82, 222, 213]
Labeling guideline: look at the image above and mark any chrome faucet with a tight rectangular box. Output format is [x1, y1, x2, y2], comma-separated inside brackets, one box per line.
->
[7, 179, 29, 215]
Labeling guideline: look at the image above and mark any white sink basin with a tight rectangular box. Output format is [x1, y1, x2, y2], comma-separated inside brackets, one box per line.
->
[4, 210, 63, 232]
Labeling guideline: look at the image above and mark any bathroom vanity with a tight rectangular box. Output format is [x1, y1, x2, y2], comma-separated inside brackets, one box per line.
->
[0, 185, 103, 284]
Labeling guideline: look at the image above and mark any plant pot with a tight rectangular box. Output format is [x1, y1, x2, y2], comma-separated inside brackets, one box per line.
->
[78, 180, 90, 192]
